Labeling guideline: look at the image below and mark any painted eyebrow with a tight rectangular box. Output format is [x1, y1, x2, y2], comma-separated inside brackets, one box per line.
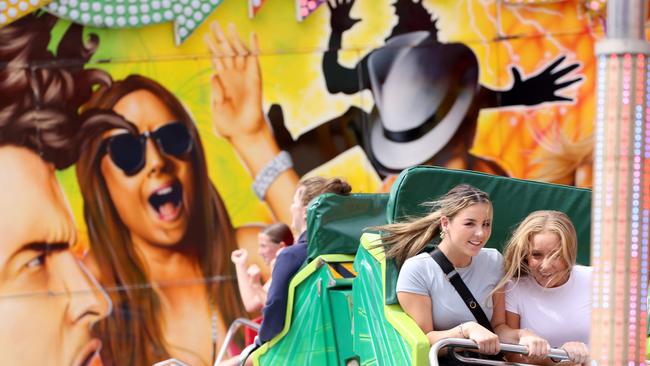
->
[8, 242, 69, 263]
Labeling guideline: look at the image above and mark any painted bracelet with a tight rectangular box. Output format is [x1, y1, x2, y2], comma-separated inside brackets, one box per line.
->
[252, 150, 293, 200]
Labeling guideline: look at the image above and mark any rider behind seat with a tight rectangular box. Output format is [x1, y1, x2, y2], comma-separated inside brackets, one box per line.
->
[257, 177, 352, 344]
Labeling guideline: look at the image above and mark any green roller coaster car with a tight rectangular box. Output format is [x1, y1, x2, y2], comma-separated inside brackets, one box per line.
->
[251, 166, 592, 365]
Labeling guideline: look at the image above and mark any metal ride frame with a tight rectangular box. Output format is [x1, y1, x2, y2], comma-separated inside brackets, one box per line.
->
[214, 318, 261, 366]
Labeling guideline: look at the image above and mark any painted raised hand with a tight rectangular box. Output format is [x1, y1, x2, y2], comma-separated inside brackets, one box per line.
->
[204, 22, 265, 141]
[327, 0, 360, 33]
[502, 55, 583, 106]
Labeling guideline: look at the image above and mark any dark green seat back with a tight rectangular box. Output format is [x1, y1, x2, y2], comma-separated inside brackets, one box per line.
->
[384, 166, 592, 304]
[307, 193, 389, 261]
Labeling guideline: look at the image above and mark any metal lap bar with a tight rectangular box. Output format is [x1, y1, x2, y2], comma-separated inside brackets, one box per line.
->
[429, 338, 570, 366]
[213, 317, 262, 366]
[452, 353, 534, 366]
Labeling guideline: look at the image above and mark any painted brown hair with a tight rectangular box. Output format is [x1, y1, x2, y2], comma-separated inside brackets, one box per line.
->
[0, 12, 109, 165]
[76, 75, 245, 365]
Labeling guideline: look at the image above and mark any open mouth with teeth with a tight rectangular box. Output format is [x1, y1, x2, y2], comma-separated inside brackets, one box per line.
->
[148, 182, 184, 221]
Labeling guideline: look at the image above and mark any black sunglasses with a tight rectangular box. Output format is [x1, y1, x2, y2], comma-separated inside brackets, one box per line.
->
[99, 121, 193, 176]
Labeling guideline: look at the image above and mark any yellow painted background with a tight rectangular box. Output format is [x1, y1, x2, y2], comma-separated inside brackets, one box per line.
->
[35, 0, 604, 249]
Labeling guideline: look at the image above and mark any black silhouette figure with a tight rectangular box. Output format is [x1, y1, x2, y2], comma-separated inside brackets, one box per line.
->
[269, 0, 582, 178]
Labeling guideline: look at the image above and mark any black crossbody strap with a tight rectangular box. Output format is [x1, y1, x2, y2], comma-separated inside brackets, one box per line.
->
[430, 249, 494, 333]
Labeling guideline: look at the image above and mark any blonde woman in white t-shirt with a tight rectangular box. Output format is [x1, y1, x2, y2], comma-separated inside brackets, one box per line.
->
[495, 210, 591, 365]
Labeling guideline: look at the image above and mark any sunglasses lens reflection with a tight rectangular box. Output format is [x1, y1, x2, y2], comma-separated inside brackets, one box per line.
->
[109, 134, 144, 175]
[106, 123, 192, 176]
[156, 123, 192, 156]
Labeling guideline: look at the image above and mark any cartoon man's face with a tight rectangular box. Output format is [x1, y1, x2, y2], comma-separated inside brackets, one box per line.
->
[0, 146, 110, 366]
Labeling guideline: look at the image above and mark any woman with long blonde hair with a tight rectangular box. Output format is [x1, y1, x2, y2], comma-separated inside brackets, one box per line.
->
[496, 210, 591, 365]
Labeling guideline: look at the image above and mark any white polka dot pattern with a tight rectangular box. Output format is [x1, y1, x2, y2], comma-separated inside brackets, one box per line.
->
[1, 0, 317, 43]
[0, 0, 225, 45]
[0, 0, 45, 24]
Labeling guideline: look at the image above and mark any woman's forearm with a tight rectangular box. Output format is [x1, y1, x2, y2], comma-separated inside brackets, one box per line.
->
[494, 324, 556, 365]
[426, 324, 466, 345]
[229, 124, 299, 224]
[233, 264, 266, 313]
[493, 323, 521, 344]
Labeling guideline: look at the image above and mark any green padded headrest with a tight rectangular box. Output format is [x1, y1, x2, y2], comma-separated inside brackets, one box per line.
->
[307, 193, 389, 261]
[384, 166, 592, 305]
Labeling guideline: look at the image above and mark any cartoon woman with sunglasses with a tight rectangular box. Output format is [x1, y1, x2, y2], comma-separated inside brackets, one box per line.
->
[75, 25, 298, 364]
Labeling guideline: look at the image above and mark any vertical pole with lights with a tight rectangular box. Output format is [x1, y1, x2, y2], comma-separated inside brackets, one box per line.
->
[591, 0, 650, 364]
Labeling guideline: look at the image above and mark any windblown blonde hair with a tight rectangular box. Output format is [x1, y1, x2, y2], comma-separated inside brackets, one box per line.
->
[495, 210, 577, 292]
[530, 124, 593, 188]
[373, 184, 491, 267]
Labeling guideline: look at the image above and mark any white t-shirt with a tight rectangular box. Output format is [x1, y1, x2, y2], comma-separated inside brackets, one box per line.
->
[505, 265, 592, 347]
[396, 248, 504, 330]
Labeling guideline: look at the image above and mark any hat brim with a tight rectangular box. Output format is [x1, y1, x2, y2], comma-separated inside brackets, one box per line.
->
[368, 84, 475, 170]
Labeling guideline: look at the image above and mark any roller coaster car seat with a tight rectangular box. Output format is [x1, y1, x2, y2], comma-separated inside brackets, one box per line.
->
[383, 166, 592, 305]
[307, 193, 389, 260]
[251, 193, 388, 366]
[351, 166, 592, 366]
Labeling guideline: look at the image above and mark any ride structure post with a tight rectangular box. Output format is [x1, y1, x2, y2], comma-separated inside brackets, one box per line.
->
[591, 0, 650, 364]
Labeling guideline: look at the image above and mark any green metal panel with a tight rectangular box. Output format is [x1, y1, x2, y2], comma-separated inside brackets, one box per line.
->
[256, 264, 336, 365]
[326, 282, 356, 364]
[384, 166, 592, 305]
[352, 234, 429, 366]
[253, 255, 357, 366]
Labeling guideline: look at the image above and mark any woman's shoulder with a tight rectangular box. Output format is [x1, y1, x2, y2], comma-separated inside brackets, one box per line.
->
[402, 252, 434, 267]
[477, 247, 503, 264]
[400, 252, 439, 277]
[572, 265, 593, 282]
[397, 252, 439, 289]
[573, 264, 592, 273]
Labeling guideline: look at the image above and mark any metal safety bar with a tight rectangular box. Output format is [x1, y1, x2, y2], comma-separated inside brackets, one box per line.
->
[213, 317, 261, 366]
[429, 338, 570, 366]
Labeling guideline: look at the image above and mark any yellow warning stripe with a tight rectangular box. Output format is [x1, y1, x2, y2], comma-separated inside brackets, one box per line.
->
[340, 262, 357, 276]
[328, 262, 357, 279]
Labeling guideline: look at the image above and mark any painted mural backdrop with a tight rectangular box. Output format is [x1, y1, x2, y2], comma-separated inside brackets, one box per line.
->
[0, 0, 615, 365]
